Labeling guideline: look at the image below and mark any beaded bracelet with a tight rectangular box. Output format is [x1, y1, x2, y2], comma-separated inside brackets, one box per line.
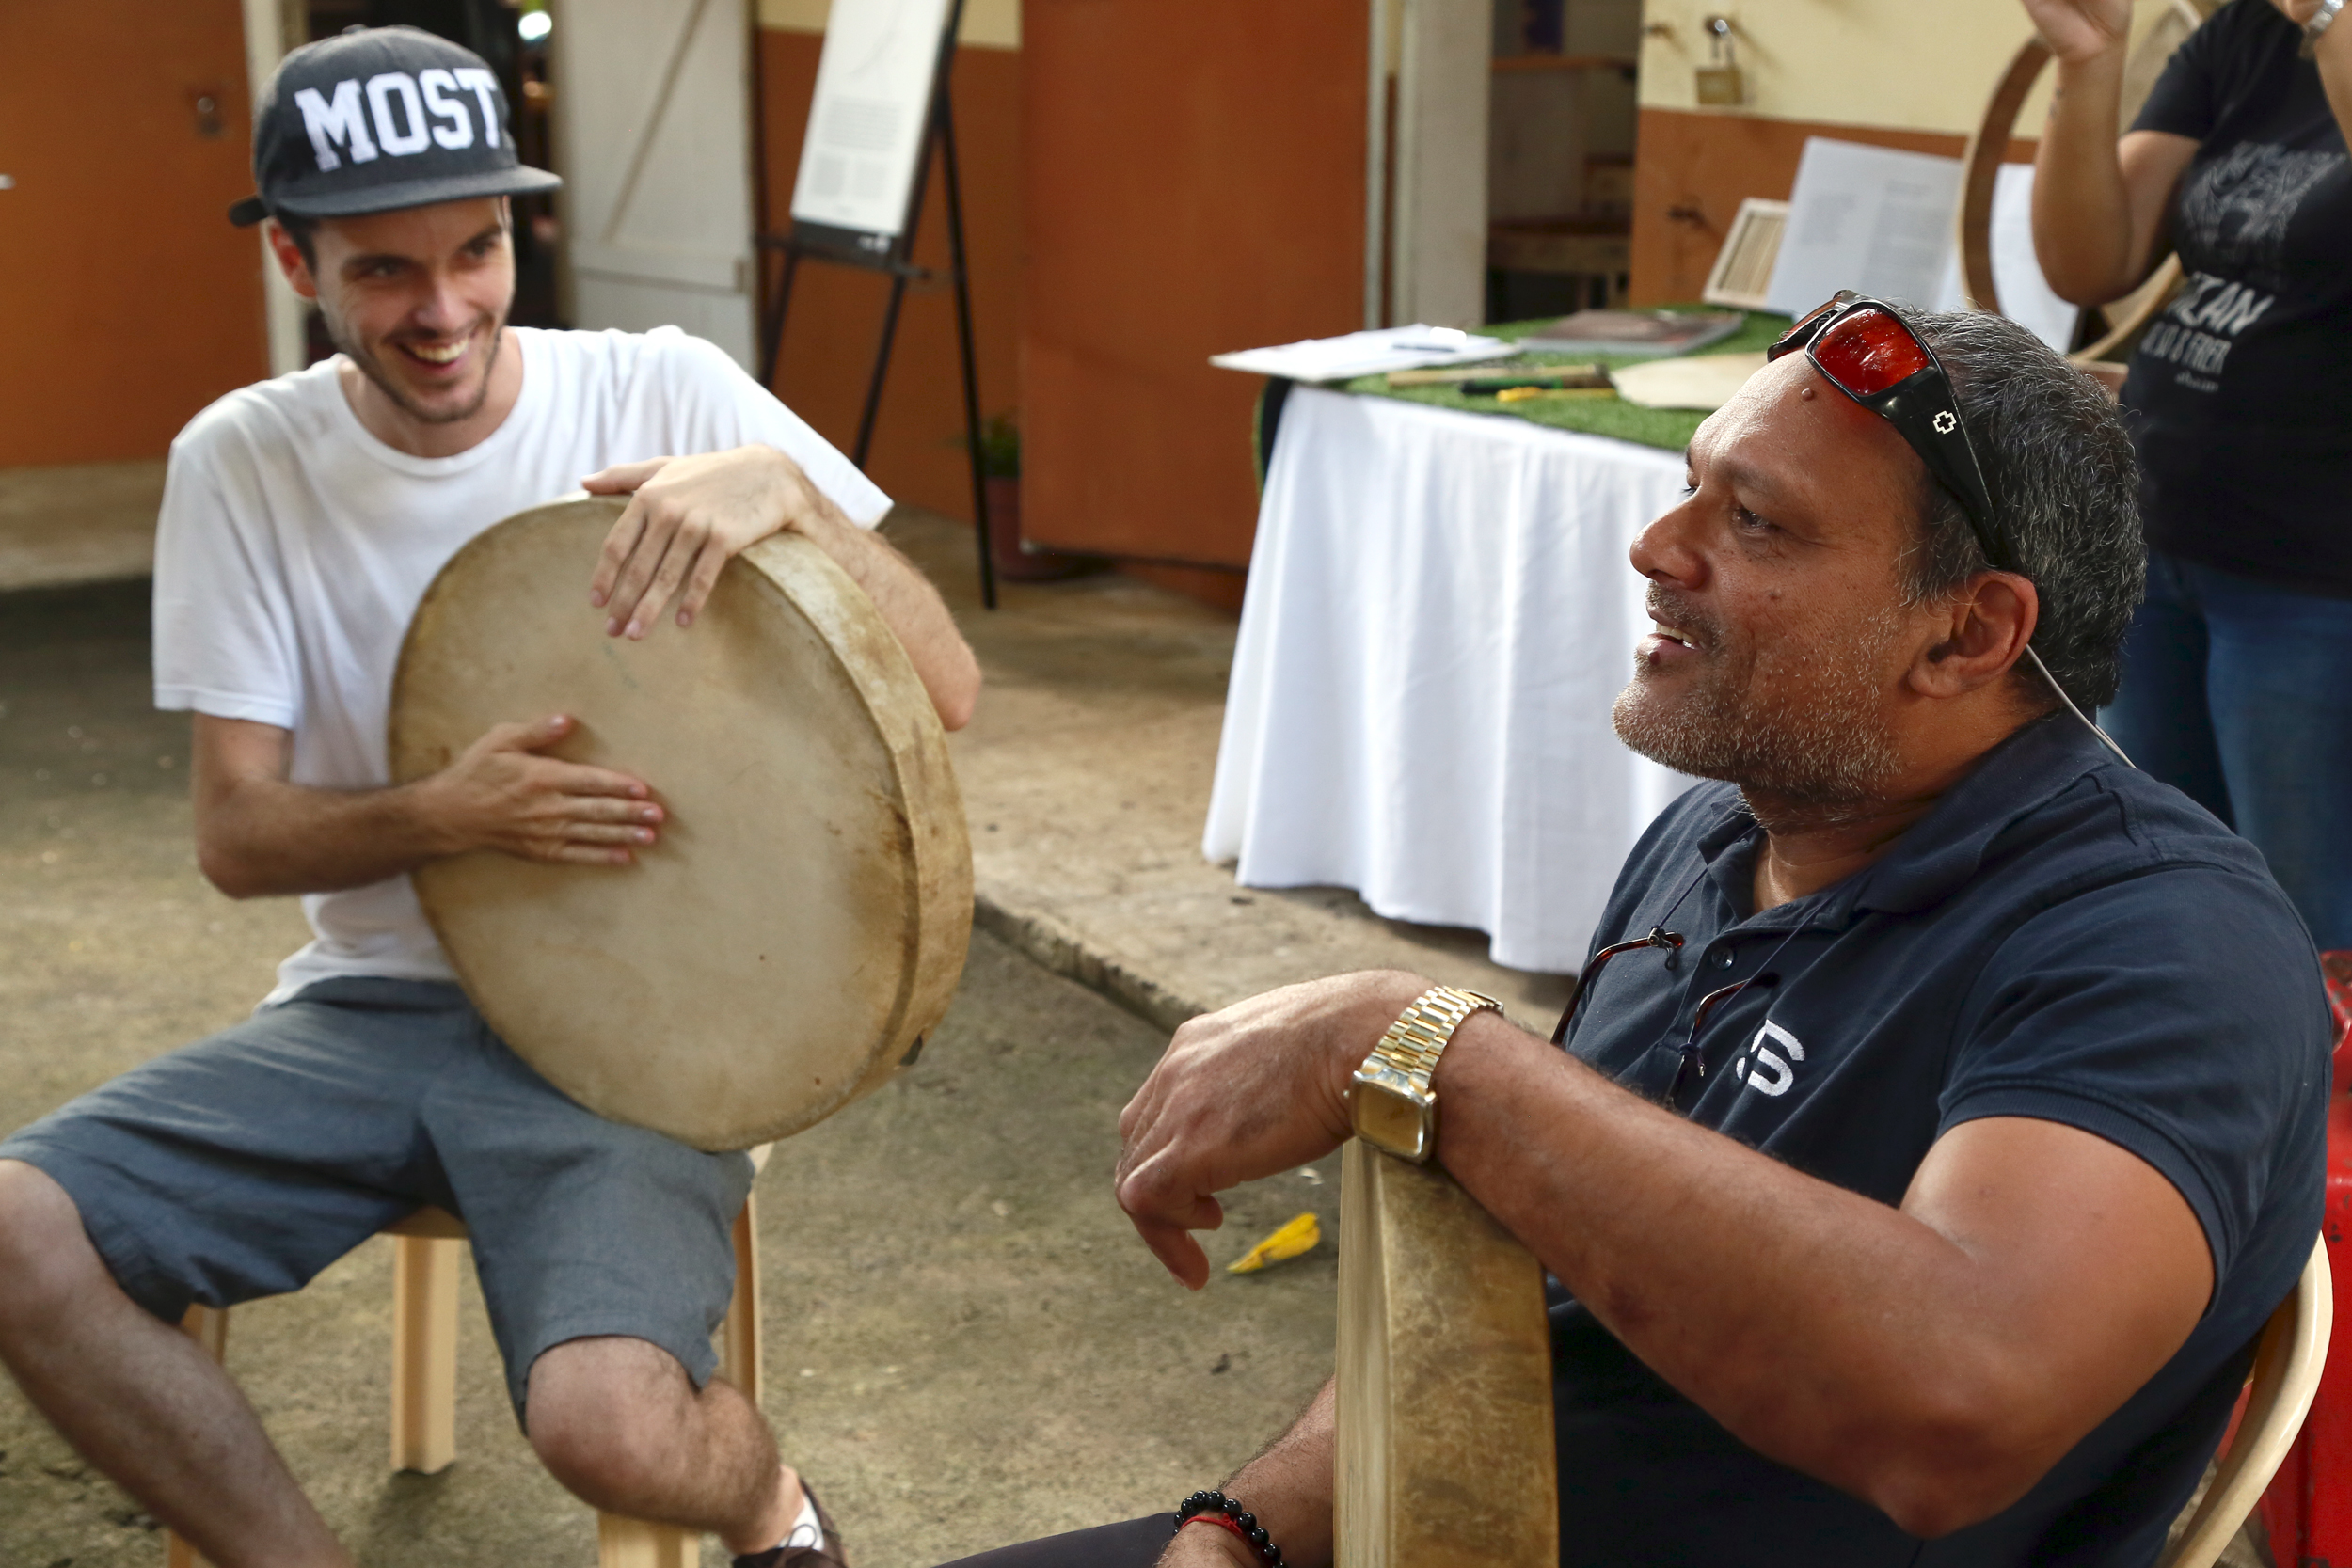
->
[1173, 1489, 1286, 1568]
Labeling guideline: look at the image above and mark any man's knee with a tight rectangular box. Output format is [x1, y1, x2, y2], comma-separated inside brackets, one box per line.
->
[0, 1160, 106, 1325]
[525, 1336, 706, 1504]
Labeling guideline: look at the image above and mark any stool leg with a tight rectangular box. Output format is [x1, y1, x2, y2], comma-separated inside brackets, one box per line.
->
[164, 1306, 229, 1568]
[721, 1193, 762, 1404]
[596, 1512, 699, 1568]
[390, 1233, 461, 1474]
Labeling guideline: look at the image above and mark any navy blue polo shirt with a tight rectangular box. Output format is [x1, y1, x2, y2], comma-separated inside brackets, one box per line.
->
[1550, 713, 2328, 1567]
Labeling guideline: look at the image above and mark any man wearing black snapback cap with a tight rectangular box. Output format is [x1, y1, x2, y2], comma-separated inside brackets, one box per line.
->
[0, 24, 977, 1568]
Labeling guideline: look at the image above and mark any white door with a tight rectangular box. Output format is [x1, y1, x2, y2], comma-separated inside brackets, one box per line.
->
[550, 0, 757, 368]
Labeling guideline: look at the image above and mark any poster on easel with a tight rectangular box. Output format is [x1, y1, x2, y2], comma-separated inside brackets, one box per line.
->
[787, 0, 958, 264]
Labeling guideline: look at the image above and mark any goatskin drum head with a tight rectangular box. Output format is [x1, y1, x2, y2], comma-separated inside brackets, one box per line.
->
[389, 497, 972, 1151]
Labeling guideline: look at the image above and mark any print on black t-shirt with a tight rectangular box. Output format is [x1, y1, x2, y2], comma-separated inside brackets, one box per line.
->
[2138, 145, 2343, 390]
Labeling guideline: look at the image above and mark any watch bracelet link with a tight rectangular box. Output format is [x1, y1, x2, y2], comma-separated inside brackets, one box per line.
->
[1368, 985, 1502, 1086]
[2304, 0, 2342, 57]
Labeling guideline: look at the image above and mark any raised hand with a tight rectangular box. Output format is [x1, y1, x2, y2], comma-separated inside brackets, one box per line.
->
[2020, 0, 2132, 63]
[418, 713, 662, 866]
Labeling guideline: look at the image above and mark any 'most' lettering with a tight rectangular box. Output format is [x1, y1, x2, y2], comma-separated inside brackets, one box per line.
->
[294, 71, 504, 173]
[294, 79, 376, 171]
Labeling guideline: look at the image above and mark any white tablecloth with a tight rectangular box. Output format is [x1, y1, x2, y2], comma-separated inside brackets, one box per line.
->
[1202, 387, 1697, 974]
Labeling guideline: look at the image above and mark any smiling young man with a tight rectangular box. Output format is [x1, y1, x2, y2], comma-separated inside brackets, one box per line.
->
[0, 25, 977, 1568]
[939, 308, 2329, 1568]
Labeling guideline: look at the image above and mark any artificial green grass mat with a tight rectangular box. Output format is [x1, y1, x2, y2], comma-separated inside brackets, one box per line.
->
[1339, 308, 1794, 453]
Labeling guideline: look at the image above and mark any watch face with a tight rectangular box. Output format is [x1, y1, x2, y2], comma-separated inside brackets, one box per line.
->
[1352, 1079, 1431, 1161]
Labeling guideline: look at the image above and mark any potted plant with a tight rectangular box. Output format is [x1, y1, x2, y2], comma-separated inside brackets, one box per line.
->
[973, 413, 1104, 582]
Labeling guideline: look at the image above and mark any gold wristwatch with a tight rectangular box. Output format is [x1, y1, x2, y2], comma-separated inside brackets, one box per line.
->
[1349, 986, 1502, 1163]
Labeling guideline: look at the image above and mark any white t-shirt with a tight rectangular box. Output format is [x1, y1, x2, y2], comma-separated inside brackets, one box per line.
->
[153, 325, 893, 1002]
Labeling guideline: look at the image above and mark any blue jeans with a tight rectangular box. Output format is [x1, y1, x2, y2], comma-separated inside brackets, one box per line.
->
[2101, 551, 2352, 950]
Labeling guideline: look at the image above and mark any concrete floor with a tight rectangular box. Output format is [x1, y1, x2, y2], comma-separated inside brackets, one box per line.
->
[0, 509, 1571, 1568]
[895, 511, 1574, 1032]
[0, 463, 166, 594]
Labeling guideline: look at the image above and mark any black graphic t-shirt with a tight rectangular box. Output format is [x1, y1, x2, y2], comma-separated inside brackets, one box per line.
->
[2125, 0, 2352, 594]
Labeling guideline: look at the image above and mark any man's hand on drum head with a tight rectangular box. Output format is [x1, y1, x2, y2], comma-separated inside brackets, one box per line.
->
[1114, 971, 1427, 1290]
[420, 714, 664, 867]
[582, 444, 843, 639]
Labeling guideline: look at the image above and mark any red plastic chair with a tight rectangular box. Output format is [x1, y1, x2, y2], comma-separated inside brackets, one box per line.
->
[2253, 953, 2352, 1565]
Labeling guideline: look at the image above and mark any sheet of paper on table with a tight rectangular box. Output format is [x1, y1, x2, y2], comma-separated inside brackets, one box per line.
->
[1210, 325, 1516, 382]
[1611, 352, 1767, 411]
[1762, 138, 2076, 354]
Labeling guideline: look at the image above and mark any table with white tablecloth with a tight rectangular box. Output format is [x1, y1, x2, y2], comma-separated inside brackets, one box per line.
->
[1201, 386, 1698, 975]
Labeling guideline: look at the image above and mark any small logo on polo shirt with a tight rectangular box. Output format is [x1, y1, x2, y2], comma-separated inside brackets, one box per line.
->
[1734, 1020, 1805, 1097]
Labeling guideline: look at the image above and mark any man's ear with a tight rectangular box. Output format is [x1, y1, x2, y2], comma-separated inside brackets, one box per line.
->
[1908, 571, 2039, 700]
[262, 220, 320, 302]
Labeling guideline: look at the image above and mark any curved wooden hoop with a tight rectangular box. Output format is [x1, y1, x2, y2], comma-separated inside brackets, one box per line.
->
[1955, 3, 2209, 364]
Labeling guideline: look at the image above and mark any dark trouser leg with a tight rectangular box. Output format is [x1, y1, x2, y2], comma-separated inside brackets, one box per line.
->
[932, 1515, 1171, 1567]
[2184, 558, 2352, 950]
[2100, 549, 2231, 824]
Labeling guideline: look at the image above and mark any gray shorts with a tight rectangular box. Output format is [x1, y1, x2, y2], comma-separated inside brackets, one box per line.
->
[0, 976, 754, 1424]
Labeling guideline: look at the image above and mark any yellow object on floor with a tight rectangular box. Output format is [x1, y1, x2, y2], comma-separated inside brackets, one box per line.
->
[1230, 1212, 1322, 1274]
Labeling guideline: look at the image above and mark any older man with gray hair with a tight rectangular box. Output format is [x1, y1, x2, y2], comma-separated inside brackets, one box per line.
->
[948, 302, 2330, 1568]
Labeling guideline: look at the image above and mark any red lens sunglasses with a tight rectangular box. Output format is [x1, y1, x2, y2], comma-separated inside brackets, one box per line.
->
[1767, 292, 2014, 573]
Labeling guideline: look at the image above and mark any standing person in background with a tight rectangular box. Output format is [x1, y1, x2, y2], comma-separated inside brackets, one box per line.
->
[2024, 0, 2350, 954]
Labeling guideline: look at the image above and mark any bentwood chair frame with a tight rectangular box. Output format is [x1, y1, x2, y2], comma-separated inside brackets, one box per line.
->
[2157, 1235, 2333, 1568]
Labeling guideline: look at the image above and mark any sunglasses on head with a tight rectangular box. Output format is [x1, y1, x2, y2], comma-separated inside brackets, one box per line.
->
[1768, 292, 2015, 574]
[1765, 293, 2132, 768]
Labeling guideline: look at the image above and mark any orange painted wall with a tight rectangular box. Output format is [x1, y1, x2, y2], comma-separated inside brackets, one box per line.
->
[1017, 0, 1369, 571]
[756, 30, 1021, 524]
[0, 0, 270, 467]
[1629, 108, 2037, 306]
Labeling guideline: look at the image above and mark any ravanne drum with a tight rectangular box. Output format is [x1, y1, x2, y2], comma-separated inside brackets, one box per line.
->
[1336, 1138, 1557, 1568]
[389, 496, 972, 1152]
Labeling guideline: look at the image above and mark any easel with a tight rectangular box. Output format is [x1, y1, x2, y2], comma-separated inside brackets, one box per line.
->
[757, 0, 997, 609]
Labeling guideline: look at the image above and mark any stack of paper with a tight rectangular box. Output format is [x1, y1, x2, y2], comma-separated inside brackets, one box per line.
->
[1210, 325, 1516, 382]
[1518, 310, 1744, 358]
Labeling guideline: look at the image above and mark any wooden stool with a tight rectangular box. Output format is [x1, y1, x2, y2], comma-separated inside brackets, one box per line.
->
[165, 1147, 769, 1568]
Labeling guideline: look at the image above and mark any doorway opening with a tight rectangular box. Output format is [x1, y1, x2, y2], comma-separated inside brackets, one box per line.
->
[1486, 0, 1639, 322]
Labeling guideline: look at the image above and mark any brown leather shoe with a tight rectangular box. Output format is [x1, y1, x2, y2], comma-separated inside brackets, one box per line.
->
[733, 1482, 848, 1568]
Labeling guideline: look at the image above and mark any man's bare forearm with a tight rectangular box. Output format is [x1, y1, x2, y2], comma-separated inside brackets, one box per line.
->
[803, 505, 980, 729]
[1428, 1015, 2201, 1537]
[197, 774, 450, 899]
[1161, 1380, 1338, 1568]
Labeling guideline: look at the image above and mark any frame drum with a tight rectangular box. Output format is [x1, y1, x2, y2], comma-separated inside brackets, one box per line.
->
[389, 497, 972, 1152]
[1338, 1137, 1557, 1567]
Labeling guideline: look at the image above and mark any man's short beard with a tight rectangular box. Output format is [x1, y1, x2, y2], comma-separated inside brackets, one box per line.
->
[1612, 608, 1907, 815]
[323, 309, 505, 426]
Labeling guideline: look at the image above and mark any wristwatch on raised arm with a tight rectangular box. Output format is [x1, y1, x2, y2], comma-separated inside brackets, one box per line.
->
[2304, 0, 2343, 58]
[1348, 985, 1503, 1163]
